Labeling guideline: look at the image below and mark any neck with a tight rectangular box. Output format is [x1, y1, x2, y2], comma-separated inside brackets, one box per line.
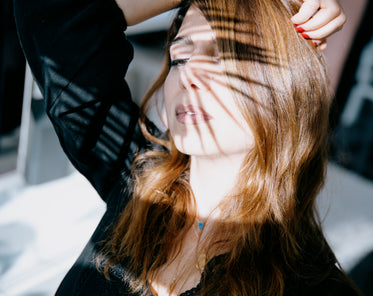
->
[189, 153, 246, 218]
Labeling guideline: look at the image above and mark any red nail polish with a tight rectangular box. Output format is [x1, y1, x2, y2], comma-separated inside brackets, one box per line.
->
[313, 41, 318, 46]
[302, 33, 310, 39]
[296, 26, 305, 33]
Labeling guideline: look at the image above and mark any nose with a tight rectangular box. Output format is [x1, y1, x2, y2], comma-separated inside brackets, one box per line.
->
[179, 58, 208, 91]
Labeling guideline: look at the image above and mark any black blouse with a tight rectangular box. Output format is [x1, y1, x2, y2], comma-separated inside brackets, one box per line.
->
[14, 0, 362, 295]
[13, 0, 157, 294]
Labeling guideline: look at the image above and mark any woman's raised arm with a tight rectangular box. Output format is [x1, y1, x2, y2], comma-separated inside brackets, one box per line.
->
[115, 0, 182, 26]
[13, 0, 169, 200]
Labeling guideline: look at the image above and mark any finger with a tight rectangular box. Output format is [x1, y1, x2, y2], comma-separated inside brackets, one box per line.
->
[295, 2, 344, 32]
[298, 13, 346, 40]
[318, 40, 327, 50]
[291, 0, 320, 25]
[312, 39, 323, 47]
[311, 39, 327, 50]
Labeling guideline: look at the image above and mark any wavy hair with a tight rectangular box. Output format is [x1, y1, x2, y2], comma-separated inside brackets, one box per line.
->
[97, 0, 351, 295]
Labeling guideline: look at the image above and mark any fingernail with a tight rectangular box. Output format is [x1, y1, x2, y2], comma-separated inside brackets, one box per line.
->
[301, 33, 310, 39]
[296, 26, 305, 33]
[313, 41, 318, 47]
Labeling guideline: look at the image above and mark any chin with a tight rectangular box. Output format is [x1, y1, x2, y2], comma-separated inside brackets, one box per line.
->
[172, 136, 246, 158]
[169, 122, 254, 158]
[173, 137, 213, 157]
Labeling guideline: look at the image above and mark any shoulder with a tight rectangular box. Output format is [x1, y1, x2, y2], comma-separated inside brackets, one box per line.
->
[307, 266, 362, 296]
[285, 265, 362, 296]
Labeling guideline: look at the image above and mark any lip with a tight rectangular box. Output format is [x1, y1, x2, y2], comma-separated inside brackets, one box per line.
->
[175, 104, 213, 125]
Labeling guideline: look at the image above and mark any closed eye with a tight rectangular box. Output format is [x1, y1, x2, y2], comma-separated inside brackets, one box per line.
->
[170, 58, 190, 67]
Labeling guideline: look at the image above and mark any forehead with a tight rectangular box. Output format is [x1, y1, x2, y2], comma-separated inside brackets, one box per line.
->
[173, 5, 215, 45]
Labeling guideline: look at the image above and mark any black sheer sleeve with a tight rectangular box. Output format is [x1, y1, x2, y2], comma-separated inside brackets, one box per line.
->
[14, 0, 141, 201]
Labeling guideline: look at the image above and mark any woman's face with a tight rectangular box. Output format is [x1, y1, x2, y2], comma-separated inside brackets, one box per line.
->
[163, 5, 253, 158]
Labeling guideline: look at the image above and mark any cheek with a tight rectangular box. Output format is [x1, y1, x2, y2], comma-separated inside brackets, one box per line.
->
[216, 114, 254, 152]
[211, 92, 255, 151]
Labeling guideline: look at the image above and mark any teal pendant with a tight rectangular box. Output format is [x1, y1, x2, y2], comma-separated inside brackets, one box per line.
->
[198, 221, 204, 230]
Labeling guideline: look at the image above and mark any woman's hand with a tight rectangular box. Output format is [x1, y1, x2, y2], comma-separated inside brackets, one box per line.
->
[291, 0, 346, 50]
[115, 0, 182, 26]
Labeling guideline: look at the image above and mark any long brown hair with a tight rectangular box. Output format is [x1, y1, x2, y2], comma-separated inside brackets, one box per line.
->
[97, 0, 347, 295]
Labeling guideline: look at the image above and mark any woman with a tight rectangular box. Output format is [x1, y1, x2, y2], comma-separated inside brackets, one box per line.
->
[14, 0, 357, 295]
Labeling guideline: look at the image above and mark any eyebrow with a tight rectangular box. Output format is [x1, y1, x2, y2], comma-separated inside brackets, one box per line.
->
[170, 36, 193, 46]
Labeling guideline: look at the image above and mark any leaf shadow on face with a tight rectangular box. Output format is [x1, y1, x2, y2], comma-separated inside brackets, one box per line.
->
[163, 3, 285, 157]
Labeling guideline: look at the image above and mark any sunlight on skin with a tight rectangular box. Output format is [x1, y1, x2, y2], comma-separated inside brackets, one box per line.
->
[163, 5, 254, 158]
[162, 5, 255, 218]
[163, 6, 254, 216]
[149, 6, 255, 295]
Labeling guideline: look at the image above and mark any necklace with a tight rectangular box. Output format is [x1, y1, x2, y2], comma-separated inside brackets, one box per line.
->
[196, 222, 207, 271]
[153, 222, 208, 295]
[167, 248, 207, 294]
